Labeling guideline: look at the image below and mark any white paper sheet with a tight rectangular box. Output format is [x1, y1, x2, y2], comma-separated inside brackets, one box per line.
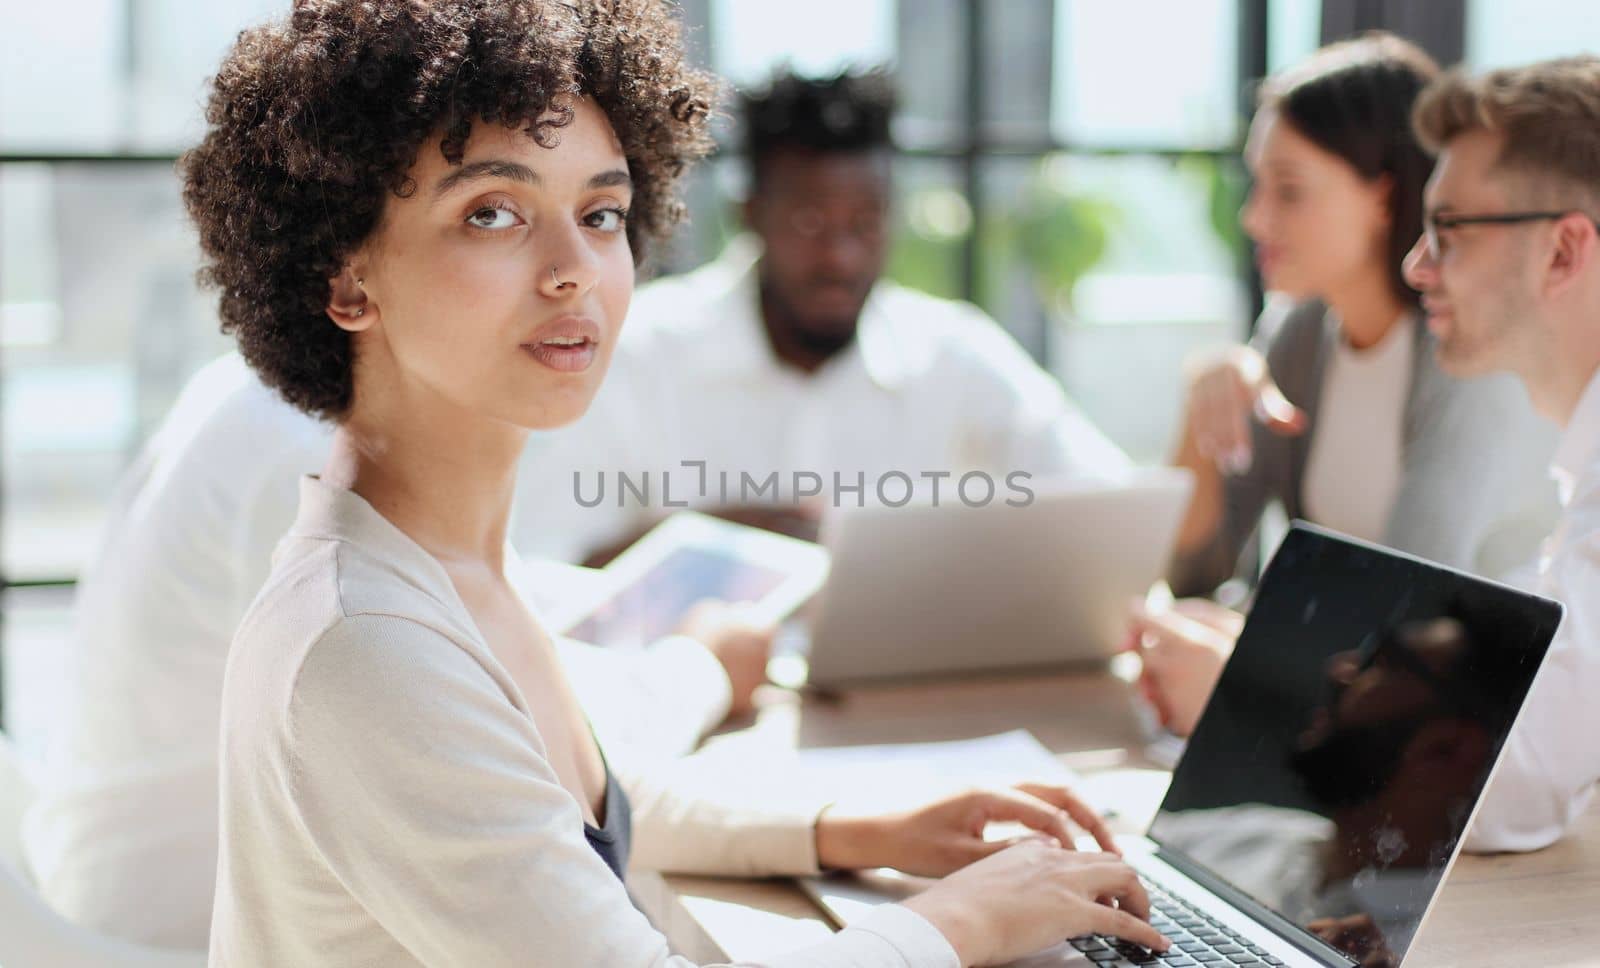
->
[792, 729, 1087, 809]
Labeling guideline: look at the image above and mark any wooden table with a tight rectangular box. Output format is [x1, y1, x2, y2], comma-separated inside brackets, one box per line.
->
[630, 670, 1600, 967]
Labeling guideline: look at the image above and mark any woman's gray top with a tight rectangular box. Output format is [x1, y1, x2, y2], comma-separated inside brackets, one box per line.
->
[1170, 299, 1560, 596]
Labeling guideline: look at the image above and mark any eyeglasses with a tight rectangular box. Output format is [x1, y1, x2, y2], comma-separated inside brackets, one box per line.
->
[778, 204, 888, 245]
[1421, 210, 1600, 260]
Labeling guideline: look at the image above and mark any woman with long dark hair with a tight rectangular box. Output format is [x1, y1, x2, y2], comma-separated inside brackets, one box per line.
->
[1139, 34, 1555, 735]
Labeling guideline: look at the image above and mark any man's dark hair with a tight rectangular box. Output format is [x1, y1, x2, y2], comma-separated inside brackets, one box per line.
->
[180, 0, 716, 420]
[739, 66, 896, 185]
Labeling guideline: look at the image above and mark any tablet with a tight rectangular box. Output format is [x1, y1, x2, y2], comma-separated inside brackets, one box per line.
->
[556, 511, 830, 649]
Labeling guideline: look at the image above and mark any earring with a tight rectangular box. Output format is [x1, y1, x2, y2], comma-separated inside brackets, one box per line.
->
[355, 308, 365, 318]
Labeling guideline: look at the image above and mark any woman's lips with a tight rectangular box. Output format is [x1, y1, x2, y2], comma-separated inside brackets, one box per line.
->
[522, 339, 597, 372]
[522, 315, 601, 373]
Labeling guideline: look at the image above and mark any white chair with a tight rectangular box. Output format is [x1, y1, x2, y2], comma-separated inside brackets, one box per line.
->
[0, 731, 206, 968]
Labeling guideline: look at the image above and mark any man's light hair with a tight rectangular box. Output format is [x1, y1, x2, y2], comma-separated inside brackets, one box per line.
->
[1413, 55, 1600, 207]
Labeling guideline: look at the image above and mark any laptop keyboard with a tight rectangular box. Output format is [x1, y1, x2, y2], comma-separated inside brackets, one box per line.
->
[1068, 881, 1287, 967]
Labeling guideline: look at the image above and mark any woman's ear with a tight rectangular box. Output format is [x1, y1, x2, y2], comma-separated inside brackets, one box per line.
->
[327, 264, 374, 333]
[1371, 172, 1396, 229]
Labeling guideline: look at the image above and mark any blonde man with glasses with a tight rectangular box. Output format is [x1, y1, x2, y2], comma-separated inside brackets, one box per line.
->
[1403, 55, 1600, 852]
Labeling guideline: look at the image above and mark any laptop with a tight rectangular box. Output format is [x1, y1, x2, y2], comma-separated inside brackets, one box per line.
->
[803, 469, 1193, 687]
[805, 523, 1563, 967]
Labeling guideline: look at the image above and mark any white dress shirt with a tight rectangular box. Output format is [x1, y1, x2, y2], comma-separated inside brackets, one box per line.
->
[23, 355, 733, 947]
[210, 476, 959, 968]
[1302, 316, 1414, 544]
[1467, 367, 1600, 852]
[513, 238, 1132, 562]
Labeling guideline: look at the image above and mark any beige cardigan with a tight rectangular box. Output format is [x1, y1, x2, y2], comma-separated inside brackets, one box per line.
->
[210, 476, 956, 967]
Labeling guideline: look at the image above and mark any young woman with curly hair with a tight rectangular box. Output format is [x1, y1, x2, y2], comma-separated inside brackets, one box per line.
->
[184, 1, 1166, 965]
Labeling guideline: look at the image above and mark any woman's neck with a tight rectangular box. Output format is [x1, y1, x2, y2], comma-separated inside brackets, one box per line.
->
[1325, 265, 1409, 351]
[323, 390, 527, 573]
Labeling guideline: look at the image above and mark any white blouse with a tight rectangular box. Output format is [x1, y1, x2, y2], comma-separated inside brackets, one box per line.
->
[209, 476, 957, 967]
[1302, 315, 1415, 544]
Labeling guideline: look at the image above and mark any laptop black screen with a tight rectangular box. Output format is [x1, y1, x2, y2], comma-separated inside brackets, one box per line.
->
[1148, 525, 1560, 965]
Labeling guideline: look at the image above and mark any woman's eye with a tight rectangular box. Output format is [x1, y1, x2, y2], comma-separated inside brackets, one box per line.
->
[585, 208, 628, 233]
[467, 205, 522, 230]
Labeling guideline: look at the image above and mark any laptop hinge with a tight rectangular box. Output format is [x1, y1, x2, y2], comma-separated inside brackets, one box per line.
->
[1152, 845, 1360, 968]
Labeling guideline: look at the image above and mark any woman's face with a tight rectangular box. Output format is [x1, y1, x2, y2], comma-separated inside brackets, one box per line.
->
[335, 97, 634, 431]
[1240, 108, 1393, 302]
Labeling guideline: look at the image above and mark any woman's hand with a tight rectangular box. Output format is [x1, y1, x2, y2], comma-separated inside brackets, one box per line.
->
[676, 600, 774, 719]
[902, 841, 1170, 966]
[1184, 345, 1306, 474]
[814, 783, 1118, 877]
[1128, 597, 1242, 737]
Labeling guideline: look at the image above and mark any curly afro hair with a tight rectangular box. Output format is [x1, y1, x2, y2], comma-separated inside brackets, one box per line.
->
[180, 0, 717, 419]
[740, 66, 896, 186]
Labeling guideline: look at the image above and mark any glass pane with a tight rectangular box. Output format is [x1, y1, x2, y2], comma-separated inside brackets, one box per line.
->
[1268, 0, 1324, 73]
[978, 1, 1056, 144]
[885, 158, 968, 303]
[2, 163, 231, 581]
[1467, 0, 1600, 68]
[709, 0, 897, 87]
[1052, 0, 1241, 149]
[650, 154, 743, 280]
[1, 0, 281, 153]
[1036, 154, 1250, 462]
[974, 156, 1053, 360]
[1, 0, 126, 151]
[894, 0, 968, 147]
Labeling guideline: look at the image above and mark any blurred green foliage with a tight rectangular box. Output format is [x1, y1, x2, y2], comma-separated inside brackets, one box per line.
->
[1179, 151, 1249, 266]
[885, 156, 1121, 313]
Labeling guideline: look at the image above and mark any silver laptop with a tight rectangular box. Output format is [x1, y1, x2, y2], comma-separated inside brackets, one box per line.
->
[807, 523, 1563, 967]
[803, 469, 1194, 687]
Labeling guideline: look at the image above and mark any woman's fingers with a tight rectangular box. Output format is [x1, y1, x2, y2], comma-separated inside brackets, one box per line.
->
[1171, 598, 1245, 636]
[1086, 904, 1169, 952]
[1013, 783, 1118, 854]
[1195, 373, 1249, 464]
[1071, 858, 1151, 920]
[1256, 380, 1309, 435]
[964, 788, 1076, 847]
[1060, 857, 1166, 949]
[1225, 377, 1254, 472]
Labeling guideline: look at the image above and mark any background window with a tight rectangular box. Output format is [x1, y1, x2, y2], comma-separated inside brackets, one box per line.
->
[1051, 0, 1241, 150]
[709, 0, 896, 86]
[1466, 0, 1600, 67]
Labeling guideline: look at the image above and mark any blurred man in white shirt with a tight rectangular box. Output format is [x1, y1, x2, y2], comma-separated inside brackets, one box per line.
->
[1401, 55, 1600, 852]
[513, 68, 1130, 565]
